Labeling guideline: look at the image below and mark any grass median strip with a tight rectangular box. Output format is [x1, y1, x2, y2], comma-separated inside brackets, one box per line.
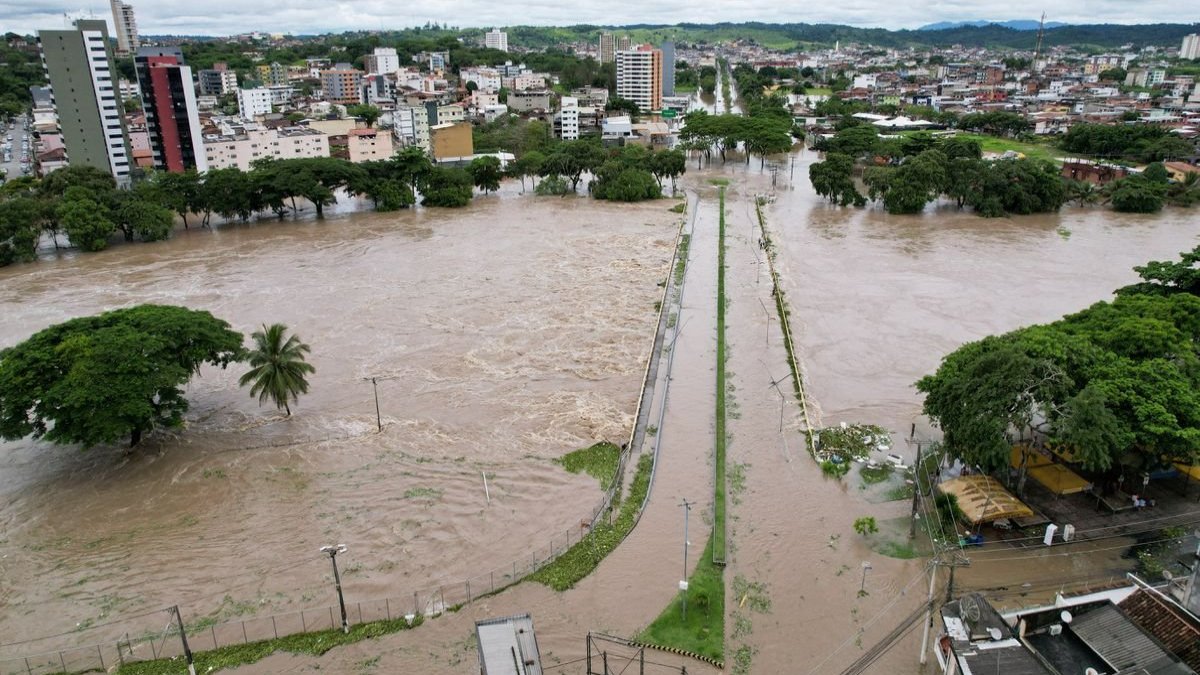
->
[117, 615, 424, 674]
[714, 187, 728, 564]
[528, 453, 653, 591]
[636, 536, 726, 663]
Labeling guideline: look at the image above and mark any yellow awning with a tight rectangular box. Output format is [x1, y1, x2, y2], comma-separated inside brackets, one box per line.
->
[1029, 463, 1090, 495]
[1175, 462, 1200, 481]
[1010, 445, 1053, 469]
[937, 475, 1034, 525]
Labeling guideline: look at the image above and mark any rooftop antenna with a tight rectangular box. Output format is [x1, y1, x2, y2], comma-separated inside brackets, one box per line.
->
[1032, 13, 1046, 73]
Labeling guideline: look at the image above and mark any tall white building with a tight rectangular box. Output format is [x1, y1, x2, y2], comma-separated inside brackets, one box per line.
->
[237, 87, 273, 119]
[1182, 34, 1200, 60]
[485, 28, 508, 52]
[364, 47, 400, 75]
[616, 47, 663, 113]
[557, 96, 579, 140]
[109, 0, 139, 55]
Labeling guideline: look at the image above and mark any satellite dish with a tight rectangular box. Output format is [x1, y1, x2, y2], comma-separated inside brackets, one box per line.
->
[1060, 610, 1073, 624]
[987, 627, 1003, 641]
[962, 596, 982, 623]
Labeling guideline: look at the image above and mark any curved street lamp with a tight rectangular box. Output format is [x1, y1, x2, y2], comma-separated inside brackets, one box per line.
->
[320, 544, 350, 633]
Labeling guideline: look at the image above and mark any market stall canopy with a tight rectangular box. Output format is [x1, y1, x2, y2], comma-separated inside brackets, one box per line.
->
[938, 475, 1034, 525]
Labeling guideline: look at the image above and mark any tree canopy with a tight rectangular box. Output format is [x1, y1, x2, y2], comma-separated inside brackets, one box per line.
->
[0, 305, 245, 448]
[918, 255, 1200, 475]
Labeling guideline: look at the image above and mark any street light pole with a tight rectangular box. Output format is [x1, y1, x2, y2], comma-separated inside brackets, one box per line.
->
[860, 561, 873, 593]
[680, 498, 693, 621]
[321, 544, 350, 633]
[370, 378, 381, 432]
[172, 605, 196, 675]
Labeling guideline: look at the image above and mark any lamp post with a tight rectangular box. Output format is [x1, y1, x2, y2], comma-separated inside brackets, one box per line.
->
[321, 544, 350, 633]
[680, 498, 693, 621]
[860, 561, 873, 593]
[367, 378, 381, 432]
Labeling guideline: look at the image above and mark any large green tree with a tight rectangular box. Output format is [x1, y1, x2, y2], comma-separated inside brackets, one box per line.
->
[467, 155, 503, 194]
[0, 305, 244, 447]
[238, 323, 315, 416]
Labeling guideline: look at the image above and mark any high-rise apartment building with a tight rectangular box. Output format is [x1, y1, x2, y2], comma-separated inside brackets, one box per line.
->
[135, 47, 207, 173]
[485, 28, 509, 52]
[1183, 34, 1200, 60]
[616, 36, 632, 52]
[661, 41, 676, 97]
[599, 33, 614, 64]
[109, 0, 139, 55]
[364, 47, 400, 75]
[615, 46, 663, 113]
[38, 19, 133, 184]
[321, 66, 364, 105]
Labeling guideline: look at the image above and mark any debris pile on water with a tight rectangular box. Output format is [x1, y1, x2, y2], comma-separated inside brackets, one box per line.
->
[812, 423, 892, 464]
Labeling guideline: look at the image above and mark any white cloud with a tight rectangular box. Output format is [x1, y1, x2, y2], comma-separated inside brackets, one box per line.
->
[2, 0, 1196, 36]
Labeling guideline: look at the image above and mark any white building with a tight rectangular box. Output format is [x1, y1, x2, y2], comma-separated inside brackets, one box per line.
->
[393, 106, 431, 150]
[364, 47, 400, 75]
[203, 127, 329, 171]
[1182, 34, 1200, 60]
[237, 87, 272, 119]
[616, 47, 663, 113]
[507, 73, 547, 91]
[557, 96, 579, 140]
[460, 67, 503, 91]
[484, 28, 508, 53]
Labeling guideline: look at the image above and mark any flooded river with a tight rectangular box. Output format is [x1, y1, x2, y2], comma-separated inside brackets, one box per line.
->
[2, 148, 1197, 673]
[0, 188, 679, 649]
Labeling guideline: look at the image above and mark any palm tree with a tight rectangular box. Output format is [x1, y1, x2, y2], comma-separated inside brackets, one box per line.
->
[239, 324, 315, 416]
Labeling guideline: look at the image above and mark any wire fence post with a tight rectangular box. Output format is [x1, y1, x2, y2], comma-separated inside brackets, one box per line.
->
[385, 598, 391, 621]
[466, 580, 472, 604]
[97, 645, 105, 670]
[271, 615, 278, 639]
[413, 591, 418, 616]
[241, 621, 248, 644]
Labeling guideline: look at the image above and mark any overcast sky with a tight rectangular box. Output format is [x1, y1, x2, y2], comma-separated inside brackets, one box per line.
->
[5, 1, 1198, 36]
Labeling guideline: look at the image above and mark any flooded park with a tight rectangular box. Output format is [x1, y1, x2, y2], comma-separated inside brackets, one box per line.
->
[1, 143, 1198, 673]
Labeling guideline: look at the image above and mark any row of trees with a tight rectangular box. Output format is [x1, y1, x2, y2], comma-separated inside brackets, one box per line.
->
[0, 305, 316, 448]
[918, 246, 1200, 481]
[1060, 123, 1195, 163]
[810, 129, 1067, 216]
[809, 123, 1198, 217]
[678, 111, 795, 166]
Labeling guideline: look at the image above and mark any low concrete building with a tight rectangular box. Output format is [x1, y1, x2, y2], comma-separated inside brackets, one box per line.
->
[507, 91, 552, 113]
[203, 126, 329, 170]
[330, 127, 395, 163]
[430, 122, 473, 161]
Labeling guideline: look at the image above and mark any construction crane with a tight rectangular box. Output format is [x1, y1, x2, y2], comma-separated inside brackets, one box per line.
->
[1032, 13, 1046, 73]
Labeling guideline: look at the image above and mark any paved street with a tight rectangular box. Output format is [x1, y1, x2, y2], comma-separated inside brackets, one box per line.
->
[0, 113, 33, 182]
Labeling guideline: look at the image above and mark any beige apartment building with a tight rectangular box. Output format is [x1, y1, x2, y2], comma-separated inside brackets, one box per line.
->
[204, 127, 329, 171]
[331, 128, 396, 163]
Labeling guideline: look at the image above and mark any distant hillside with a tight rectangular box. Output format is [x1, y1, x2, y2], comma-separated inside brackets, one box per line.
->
[918, 20, 1069, 31]
[503, 21, 1199, 50]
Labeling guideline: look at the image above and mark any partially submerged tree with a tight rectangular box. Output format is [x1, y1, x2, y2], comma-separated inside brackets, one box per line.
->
[239, 324, 315, 417]
[0, 305, 244, 447]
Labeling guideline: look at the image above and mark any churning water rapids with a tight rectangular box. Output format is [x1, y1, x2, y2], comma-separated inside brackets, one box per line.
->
[0, 187, 679, 650]
[1, 150, 1198, 673]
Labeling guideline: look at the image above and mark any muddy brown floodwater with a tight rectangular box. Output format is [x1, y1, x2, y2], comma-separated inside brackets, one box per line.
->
[0, 187, 679, 650]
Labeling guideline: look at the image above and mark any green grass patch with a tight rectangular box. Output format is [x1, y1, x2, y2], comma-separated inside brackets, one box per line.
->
[708, 178, 730, 186]
[674, 233, 690, 286]
[859, 463, 893, 485]
[714, 187, 727, 564]
[637, 536, 725, 662]
[117, 615, 424, 674]
[528, 453, 652, 591]
[670, 202, 686, 213]
[955, 133, 1068, 164]
[802, 86, 834, 96]
[557, 441, 621, 491]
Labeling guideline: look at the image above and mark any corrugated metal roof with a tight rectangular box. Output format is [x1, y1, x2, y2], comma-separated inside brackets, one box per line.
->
[476, 614, 543, 675]
[1071, 604, 1194, 675]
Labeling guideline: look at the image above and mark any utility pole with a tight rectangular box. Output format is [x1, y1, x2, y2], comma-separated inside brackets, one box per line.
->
[680, 499, 693, 621]
[909, 442, 924, 538]
[172, 605, 196, 675]
[321, 544, 350, 633]
[918, 562, 939, 666]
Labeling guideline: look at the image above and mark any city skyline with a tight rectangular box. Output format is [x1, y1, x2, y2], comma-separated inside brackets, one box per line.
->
[5, 1, 1199, 38]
